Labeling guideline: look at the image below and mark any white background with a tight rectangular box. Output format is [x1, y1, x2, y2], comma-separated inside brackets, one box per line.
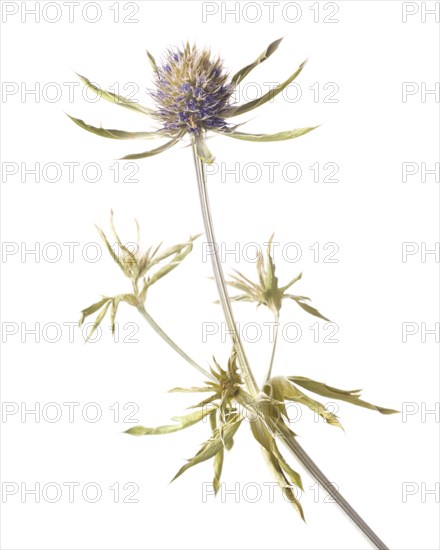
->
[1, 1, 439, 549]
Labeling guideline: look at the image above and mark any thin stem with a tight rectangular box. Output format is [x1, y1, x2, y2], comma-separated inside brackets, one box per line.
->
[192, 140, 388, 550]
[136, 303, 215, 382]
[264, 313, 279, 383]
[277, 422, 388, 550]
[192, 142, 258, 395]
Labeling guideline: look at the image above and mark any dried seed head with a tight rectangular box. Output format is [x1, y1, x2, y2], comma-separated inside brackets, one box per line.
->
[150, 43, 234, 135]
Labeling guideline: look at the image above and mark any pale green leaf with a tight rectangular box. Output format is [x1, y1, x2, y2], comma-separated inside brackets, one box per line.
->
[146, 50, 158, 72]
[80, 297, 110, 325]
[189, 394, 219, 410]
[67, 115, 168, 140]
[109, 210, 138, 267]
[120, 131, 184, 160]
[95, 224, 127, 276]
[210, 412, 224, 495]
[218, 127, 318, 142]
[171, 417, 242, 482]
[147, 236, 197, 286]
[271, 440, 304, 491]
[289, 376, 399, 415]
[265, 376, 342, 429]
[280, 272, 303, 292]
[250, 418, 273, 453]
[84, 300, 111, 342]
[195, 137, 215, 164]
[110, 297, 121, 335]
[231, 37, 284, 86]
[109, 294, 137, 334]
[149, 234, 201, 268]
[124, 407, 214, 436]
[77, 73, 157, 117]
[263, 448, 305, 520]
[287, 296, 331, 322]
[222, 60, 307, 118]
[169, 386, 214, 394]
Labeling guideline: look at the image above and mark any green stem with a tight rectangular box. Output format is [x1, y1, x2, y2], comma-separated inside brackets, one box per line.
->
[136, 303, 215, 382]
[277, 422, 389, 550]
[192, 142, 259, 395]
[264, 313, 279, 383]
[192, 140, 388, 550]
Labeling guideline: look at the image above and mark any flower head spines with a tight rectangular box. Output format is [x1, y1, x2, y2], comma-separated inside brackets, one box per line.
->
[70, 38, 317, 162]
[151, 43, 234, 135]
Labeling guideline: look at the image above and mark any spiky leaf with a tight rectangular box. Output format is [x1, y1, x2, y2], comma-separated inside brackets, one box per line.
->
[147, 235, 199, 286]
[271, 440, 304, 491]
[67, 115, 168, 140]
[125, 407, 215, 436]
[120, 131, 184, 160]
[289, 376, 399, 415]
[146, 50, 158, 72]
[263, 448, 305, 520]
[80, 297, 111, 325]
[231, 37, 284, 86]
[222, 60, 307, 118]
[77, 73, 157, 117]
[171, 417, 242, 482]
[210, 411, 224, 494]
[287, 296, 331, 322]
[83, 300, 111, 341]
[219, 127, 318, 142]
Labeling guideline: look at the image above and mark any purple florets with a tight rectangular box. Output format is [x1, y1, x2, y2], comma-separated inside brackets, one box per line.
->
[150, 44, 234, 135]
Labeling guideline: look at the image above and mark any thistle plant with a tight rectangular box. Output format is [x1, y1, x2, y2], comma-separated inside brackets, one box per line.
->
[70, 38, 398, 550]
[69, 38, 314, 163]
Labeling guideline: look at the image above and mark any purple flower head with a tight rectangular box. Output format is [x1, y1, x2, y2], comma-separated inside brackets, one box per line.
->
[70, 37, 315, 164]
[151, 43, 234, 134]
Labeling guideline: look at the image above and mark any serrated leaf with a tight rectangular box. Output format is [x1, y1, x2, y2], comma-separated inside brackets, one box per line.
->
[149, 234, 201, 268]
[250, 417, 273, 453]
[76, 73, 157, 117]
[289, 376, 399, 415]
[169, 386, 215, 394]
[265, 376, 343, 429]
[230, 269, 261, 293]
[67, 115, 168, 140]
[95, 225, 127, 276]
[109, 210, 138, 268]
[210, 412, 224, 495]
[146, 50, 158, 72]
[222, 60, 307, 118]
[224, 295, 254, 304]
[231, 37, 284, 86]
[271, 440, 304, 491]
[171, 417, 242, 482]
[147, 236, 197, 286]
[110, 296, 121, 335]
[189, 394, 219, 410]
[218, 127, 318, 142]
[124, 407, 214, 436]
[80, 297, 110, 325]
[280, 272, 303, 292]
[84, 300, 111, 342]
[108, 294, 138, 334]
[288, 296, 331, 322]
[263, 448, 305, 521]
[120, 131, 184, 160]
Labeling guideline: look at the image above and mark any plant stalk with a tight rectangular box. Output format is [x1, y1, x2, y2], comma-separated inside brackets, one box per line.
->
[277, 422, 389, 549]
[264, 313, 279, 383]
[192, 142, 259, 395]
[192, 141, 389, 550]
[136, 303, 215, 382]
